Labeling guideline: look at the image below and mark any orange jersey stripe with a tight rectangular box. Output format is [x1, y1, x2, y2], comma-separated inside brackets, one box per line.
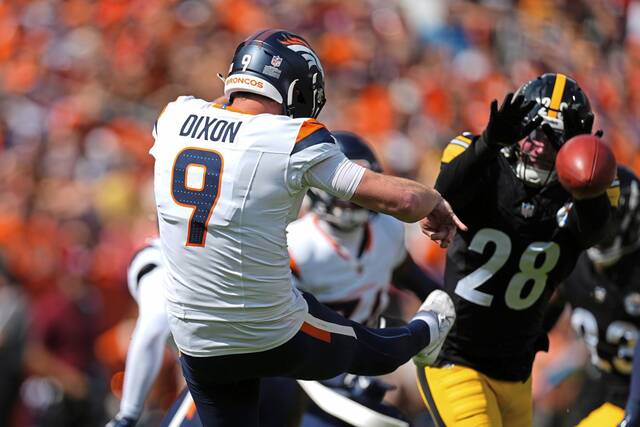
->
[186, 400, 197, 420]
[289, 254, 302, 278]
[301, 321, 332, 343]
[295, 119, 326, 144]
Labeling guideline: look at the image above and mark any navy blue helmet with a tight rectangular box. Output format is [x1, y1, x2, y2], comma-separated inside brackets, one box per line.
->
[223, 29, 326, 119]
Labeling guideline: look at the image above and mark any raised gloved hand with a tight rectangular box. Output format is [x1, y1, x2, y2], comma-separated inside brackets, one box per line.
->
[541, 103, 604, 149]
[483, 93, 542, 147]
[106, 415, 138, 427]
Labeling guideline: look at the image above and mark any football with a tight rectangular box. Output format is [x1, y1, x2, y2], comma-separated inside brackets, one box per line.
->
[555, 134, 616, 199]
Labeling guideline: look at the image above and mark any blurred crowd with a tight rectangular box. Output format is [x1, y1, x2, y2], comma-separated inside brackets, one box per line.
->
[1, 0, 639, 426]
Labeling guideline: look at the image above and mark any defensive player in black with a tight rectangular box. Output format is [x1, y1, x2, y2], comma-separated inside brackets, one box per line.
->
[544, 166, 639, 426]
[416, 73, 617, 426]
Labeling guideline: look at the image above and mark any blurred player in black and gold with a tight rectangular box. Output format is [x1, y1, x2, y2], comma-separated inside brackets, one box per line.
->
[416, 73, 617, 426]
[543, 166, 640, 426]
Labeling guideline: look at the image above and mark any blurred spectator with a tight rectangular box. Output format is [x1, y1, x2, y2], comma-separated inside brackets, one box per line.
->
[23, 273, 106, 427]
[0, 257, 27, 426]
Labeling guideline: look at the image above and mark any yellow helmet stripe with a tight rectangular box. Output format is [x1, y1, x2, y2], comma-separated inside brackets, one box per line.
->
[547, 73, 567, 118]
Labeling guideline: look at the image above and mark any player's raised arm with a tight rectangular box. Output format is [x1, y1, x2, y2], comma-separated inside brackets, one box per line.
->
[435, 94, 542, 211]
[553, 109, 617, 248]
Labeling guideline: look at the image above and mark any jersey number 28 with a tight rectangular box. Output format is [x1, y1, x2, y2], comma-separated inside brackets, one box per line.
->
[171, 148, 223, 247]
[455, 228, 560, 310]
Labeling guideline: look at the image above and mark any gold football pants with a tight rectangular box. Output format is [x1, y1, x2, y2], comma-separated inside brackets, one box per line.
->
[576, 402, 624, 427]
[417, 364, 532, 427]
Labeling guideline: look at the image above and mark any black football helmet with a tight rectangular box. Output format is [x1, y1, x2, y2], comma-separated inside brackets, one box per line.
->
[511, 73, 592, 186]
[587, 166, 640, 267]
[515, 73, 592, 138]
[308, 131, 381, 231]
[223, 29, 326, 119]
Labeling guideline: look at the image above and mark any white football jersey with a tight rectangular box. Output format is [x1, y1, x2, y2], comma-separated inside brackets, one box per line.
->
[150, 96, 351, 357]
[287, 213, 407, 325]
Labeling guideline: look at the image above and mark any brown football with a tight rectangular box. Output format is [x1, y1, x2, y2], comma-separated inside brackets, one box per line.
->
[555, 134, 616, 199]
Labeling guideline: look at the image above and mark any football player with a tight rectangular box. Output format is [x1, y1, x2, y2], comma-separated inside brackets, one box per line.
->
[106, 239, 171, 427]
[543, 166, 639, 426]
[162, 132, 438, 427]
[161, 131, 442, 427]
[151, 29, 465, 427]
[416, 73, 616, 426]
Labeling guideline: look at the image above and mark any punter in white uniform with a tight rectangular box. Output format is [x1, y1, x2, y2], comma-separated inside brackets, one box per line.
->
[163, 132, 443, 427]
[151, 29, 464, 427]
[106, 240, 171, 427]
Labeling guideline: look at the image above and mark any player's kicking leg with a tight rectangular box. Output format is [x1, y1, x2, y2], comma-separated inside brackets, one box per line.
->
[179, 291, 455, 427]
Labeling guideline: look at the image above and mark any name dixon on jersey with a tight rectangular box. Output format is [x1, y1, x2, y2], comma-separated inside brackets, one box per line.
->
[179, 114, 243, 143]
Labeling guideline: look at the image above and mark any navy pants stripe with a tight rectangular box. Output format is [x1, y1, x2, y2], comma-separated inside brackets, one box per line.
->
[180, 292, 429, 427]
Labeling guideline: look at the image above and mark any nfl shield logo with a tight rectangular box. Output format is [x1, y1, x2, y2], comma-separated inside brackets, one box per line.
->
[271, 56, 283, 67]
[520, 202, 535, 218]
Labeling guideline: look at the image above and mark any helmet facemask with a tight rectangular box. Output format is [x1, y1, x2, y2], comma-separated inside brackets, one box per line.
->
[514, 119, 560, 187]
[308, 189, 371, 231]
[511, 73, 591, 188]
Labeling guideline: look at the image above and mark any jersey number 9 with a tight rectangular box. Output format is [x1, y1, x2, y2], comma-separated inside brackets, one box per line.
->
[171, 148, 223, 246]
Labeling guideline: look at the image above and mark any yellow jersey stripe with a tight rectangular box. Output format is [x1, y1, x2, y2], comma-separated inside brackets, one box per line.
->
[456, 135, 472, 144]
[441, 143, 467, 164]
[547, 74, 567, 118]
[607, 182, 620, 207]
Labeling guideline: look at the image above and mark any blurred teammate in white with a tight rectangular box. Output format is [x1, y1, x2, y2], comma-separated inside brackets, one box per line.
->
[106, 240, 170, 427]
[151, 28, 465, 427]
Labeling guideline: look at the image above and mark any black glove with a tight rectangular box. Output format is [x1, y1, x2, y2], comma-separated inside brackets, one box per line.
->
[541, 103, 604, 148]
[106, 416, 138, 427]
[482, 93, 542, 147]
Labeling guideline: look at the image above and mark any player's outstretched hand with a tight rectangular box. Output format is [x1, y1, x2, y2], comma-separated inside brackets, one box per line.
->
[541, 103, 604, 150]
[563, 103, 604, 140]
[483, 93, 542, 147]
[421, 198, 467, 248]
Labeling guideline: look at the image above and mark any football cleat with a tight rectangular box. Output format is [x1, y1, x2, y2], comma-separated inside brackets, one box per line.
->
[412, 290, 456, 367]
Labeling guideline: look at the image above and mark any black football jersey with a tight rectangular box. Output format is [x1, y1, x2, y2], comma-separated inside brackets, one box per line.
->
[435, 133, 615, 381]
[562, 250, 640, 406]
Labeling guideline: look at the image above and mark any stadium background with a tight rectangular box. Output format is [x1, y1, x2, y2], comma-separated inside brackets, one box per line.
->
[0, 0, 638, 426]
